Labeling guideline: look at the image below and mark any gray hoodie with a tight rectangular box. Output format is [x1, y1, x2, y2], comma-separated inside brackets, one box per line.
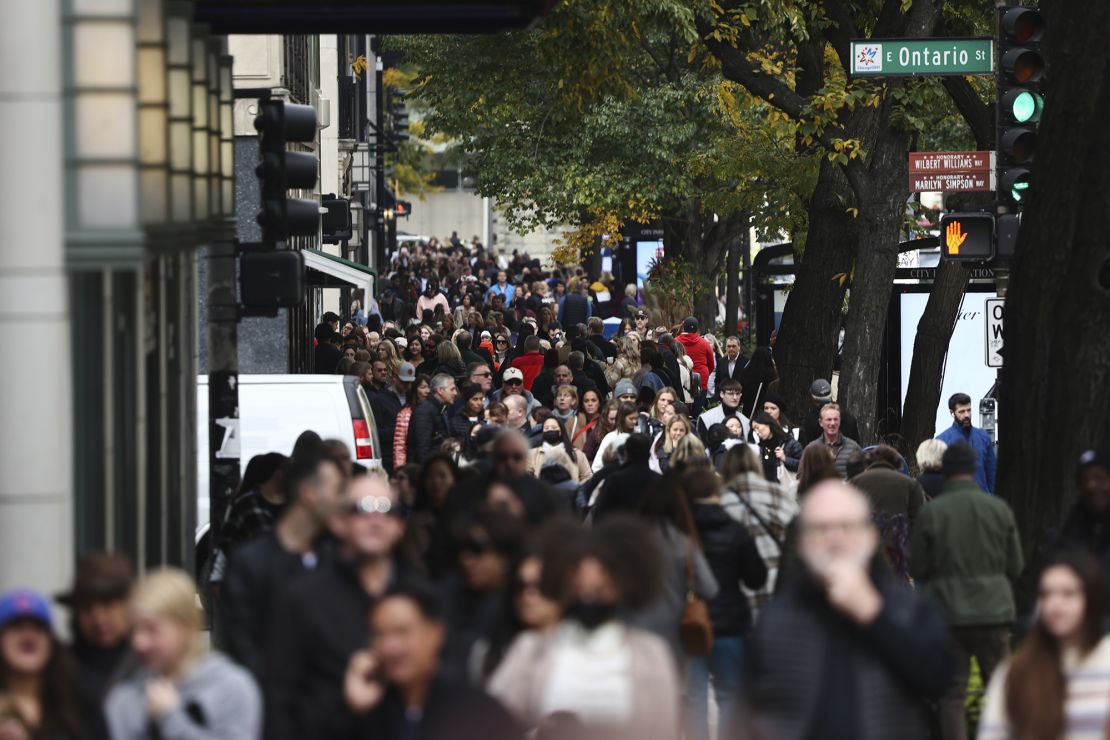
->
[105, 652, 261, 740]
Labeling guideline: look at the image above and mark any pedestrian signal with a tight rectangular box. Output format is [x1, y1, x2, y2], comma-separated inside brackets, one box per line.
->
[939, 213, 995, 261]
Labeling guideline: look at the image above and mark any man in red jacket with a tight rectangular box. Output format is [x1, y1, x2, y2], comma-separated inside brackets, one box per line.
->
[676, 316, 715, 392]
[508, 335, 546, 390]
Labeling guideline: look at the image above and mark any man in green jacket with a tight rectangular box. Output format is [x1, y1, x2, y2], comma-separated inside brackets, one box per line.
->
[909, 442, 1023, 740]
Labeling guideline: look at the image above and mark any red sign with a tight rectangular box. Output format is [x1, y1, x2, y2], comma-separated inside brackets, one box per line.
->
[909, 151, 992, 173]
[910, 172, 994, 192]
[909, 150, 994, 192]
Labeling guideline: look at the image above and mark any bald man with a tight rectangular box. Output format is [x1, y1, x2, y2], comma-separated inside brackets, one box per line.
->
[742, 482, 952, 740]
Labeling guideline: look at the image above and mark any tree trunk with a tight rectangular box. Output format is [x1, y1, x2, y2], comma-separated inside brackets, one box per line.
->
[772, 158, 857, 421]
[836, 93, 917, 445]
[661, 204, 744, 331]
[998, 0, 1110, 568]
[900, 260, 969, 464]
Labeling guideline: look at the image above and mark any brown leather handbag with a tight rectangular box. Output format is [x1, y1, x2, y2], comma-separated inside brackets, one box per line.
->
[679, 536, 714, 657]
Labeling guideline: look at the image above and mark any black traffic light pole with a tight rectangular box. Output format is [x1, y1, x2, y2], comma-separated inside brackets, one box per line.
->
[372, 37, 387, 271]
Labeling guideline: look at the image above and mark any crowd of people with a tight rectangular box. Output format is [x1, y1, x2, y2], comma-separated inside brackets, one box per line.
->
[1, 236, 1109, 740]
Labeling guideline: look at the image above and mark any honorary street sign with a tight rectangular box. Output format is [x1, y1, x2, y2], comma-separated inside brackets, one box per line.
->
[909, 151, 995, 192]
[850, 38, 994, 77]
[909, 151, 993, 173]
[910, 172, 994, 192]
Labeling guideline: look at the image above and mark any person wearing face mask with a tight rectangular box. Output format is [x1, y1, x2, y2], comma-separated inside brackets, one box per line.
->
[488, 517, 679, 740]
[527, 417, 592, 484]
[743, 481, 953, 739]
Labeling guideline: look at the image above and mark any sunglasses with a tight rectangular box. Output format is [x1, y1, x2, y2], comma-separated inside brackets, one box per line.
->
[505, 379, 523, 386]
[472, 371, 492, 378]
[343, 495, 402, 517]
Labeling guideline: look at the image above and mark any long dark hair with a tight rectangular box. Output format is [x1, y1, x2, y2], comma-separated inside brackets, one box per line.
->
[796, 444, 840, 496]
[1005, 551, 1105, 739]
[0, 627, 83, 739]
[638, 470, 700, 545]
[407, 373, 431, 406]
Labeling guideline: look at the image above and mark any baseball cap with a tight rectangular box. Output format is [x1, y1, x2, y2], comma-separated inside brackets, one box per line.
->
[681, 317, 698, 333]
[394, 336, 408, 349]
[56, 552, 134, 606]
[1077, 446, 1110, 480]
[503, 367, 525, 383]
[635, 309, 649, 319]
[0, 589, 52, 631]
[398, 362, 417, 383]
[614, 379, 637, 398]
[809, 378, 833, 402]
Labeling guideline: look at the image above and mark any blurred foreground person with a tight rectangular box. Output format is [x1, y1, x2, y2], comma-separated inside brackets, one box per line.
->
[0, 589, 82, 740]
[57, 553, 135, 740]
[106, 569, 261, 740]
[742, 481, 951, 740]
[344, 582, 520, 740]
[979, 552, 1110, 740]
[489, 517, 679, 740]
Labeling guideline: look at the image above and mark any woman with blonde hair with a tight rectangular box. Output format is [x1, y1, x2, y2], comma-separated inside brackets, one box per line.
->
[375, 338, 403, 375]
[669, 433, 710, 474]
[653, 414, 694, 473]
[105, 568, 261, 739]
[605, 334, 639, 388]
[915, 438, 947, 499]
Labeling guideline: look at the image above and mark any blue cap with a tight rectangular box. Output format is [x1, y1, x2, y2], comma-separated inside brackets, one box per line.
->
[0, 589, 53, 631]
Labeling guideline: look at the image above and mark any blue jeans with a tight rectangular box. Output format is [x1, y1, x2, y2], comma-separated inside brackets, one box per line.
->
[685, 635, 744, 740]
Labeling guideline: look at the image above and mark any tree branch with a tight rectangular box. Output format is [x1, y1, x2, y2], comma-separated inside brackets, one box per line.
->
[822, 0, 857, 72]
[942, 77, 993, 150]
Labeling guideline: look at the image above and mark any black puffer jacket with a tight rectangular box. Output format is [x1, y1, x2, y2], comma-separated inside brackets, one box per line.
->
[691, 502, 768, 635]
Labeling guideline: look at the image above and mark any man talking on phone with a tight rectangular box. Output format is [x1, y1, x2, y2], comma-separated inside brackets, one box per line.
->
[344, 580, 521, 740]
[741, 482, 953, 739]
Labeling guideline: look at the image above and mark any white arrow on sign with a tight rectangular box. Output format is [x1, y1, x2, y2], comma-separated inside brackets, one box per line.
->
[985, 297, 1004, 368]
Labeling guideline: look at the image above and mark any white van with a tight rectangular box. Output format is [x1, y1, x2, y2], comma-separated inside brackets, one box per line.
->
[195, 374, 381, 534]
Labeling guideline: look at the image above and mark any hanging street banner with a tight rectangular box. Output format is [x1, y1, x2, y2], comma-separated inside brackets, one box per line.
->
[909, 151, 996, 193]
[850, 38, 994, 77]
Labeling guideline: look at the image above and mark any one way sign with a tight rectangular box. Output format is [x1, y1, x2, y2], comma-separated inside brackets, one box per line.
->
[986, 298, 1004, 368]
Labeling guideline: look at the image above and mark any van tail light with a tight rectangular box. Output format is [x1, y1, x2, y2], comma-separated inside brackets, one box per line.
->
[353, 419, 373, 459]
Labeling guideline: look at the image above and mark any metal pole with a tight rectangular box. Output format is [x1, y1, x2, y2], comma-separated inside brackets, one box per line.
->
[372, 37, 386, 271]
[206, 240, 239, 539]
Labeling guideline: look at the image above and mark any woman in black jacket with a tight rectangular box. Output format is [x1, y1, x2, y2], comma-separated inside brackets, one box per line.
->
[682, 468, 767, 740]
[750, 411, 804, 485]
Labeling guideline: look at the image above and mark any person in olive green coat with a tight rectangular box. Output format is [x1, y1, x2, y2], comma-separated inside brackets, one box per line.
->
[909, 442, 1023, 740]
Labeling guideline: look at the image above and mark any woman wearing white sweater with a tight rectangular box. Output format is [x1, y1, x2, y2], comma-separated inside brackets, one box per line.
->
[979, 552, 1110, 740]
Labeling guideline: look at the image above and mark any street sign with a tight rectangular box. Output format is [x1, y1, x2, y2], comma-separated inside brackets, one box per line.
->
[985, 297, 1004, 367]
[909, 151, 995, 192]
[910, 172, 994, 192]
[939, 213, 995, 261]
[909, 151, 993, 173]
[850, 38, 994, 77]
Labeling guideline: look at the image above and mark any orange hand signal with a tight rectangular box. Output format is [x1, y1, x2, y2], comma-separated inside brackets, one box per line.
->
[945, 220, 968, 254]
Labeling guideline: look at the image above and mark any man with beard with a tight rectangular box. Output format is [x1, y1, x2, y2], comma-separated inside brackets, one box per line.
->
[935, 392, 997, 493]
[743, 481, 952, 740]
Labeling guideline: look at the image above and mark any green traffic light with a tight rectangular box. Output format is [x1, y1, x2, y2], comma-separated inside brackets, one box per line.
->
[1011, 91, 1044, 123]
[1012, 180, 1030, 202]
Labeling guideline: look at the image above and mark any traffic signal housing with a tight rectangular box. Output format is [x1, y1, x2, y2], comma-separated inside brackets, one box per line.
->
[939, 213, 995, 261]
[996, 6, 1045, 207]
[255, 100, 320, 247]
[388, 91, 410, 143]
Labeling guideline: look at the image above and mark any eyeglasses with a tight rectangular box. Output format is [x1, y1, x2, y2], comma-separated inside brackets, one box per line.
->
[800, 519, 872, 537]
[472, 371, 492, 378]
[343, 496, 402, 517]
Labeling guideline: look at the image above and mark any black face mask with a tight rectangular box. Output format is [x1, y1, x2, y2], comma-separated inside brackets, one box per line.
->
[565, 600, 617, 630]
[542, 430, 563, 445]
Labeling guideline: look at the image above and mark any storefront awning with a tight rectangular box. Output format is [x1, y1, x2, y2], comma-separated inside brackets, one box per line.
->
[303, 249, 377, 297]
